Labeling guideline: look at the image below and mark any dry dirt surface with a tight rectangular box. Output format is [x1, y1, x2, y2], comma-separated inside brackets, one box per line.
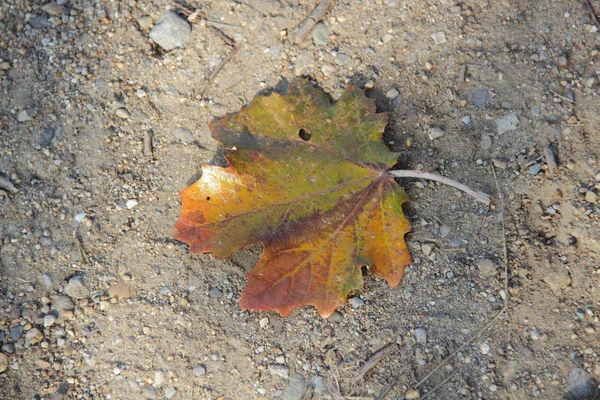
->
[1, 0, 600, 399]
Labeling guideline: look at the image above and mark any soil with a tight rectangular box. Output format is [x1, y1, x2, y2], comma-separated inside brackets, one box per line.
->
[1, 0, 600, 399]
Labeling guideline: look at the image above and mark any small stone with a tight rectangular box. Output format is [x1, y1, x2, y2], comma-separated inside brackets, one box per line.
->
[544, 270, 571, 296]
[492, 159, 508, 169]
[108, 282, 132, 300]
[193, 365, 206, 376]
[174, 127, 194, 144]
[531, 328, 541, 340]
[439, 225, 450, 238]
[564, 368, 599, 400]
[405, 389, 420, 399]
[528, 163, 542, 175]
[52, 295, 74, 312]
[126, 199, 138, 209]
[334, 53, 352, 66]
[413, 327, 428, 344]
[115, 108, 130, 119]
[137, 15, 153, 30]
[10, 325, 24, 341]
[431, 31, 447, 44]
[0, 353, 9, 373]
[480, 342, 490, 355]
[477, 259, 497, 279]
[348, 297, 364, 309]
[311, 376, 325, 394]
[386, 88, 400, 99]
[39, 127, 54, 147]
[149, 11, 191, 51]
[154, 370, 165, 386]
[259, 317, 269, 328]
[44, 315, 57, 327]
[321, 64, 336, 77]
[585, 76, 597, 88]
[208, 287, 222, 298]
[312, 22, 330, 46]
[496, 113, 519, 134]
[470, 88, 493, 108]
[268, 364, 290, 379]
[427, 127, 445, 140]
[282, 373, 306, 400]
[327, 310, 343, 322]
[382, 34, 394, 43]
[41, 1, 64, 16]
[480, 134, 492, 150]
[25, 328, 44, 346]
[585, 191, 598, 204]
[40, 273, 53, 290]
[35, 359, 51, 369]
[461, 115, 471, 125]
[17, 110, 32, 122]
[164, 387, 176, 398]
[142, 386, 159, 399]
[29, 15, 48, 29]
[74, 212, 87, 222]
[64, 277, 89, 299]
[489, 384, 498, 392]
[421, 243, 434, 256]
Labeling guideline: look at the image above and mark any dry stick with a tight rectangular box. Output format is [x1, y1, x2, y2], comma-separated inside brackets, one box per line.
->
[543, 147, 557, 177]
[387, 170, 490, 206]
[295, 0, 334, 43]
[73, 230, 90, 266]
[420, 371, 458, 400]
[0, 176, 18, 193]
[549, 89, 575, 104]
[144, 131, 153, 157]
[407, 166, 509, 392]
[583, 0, 600, 28]
[355, 344, 399, 381]
[208, 25, 236, 47]
[199, 44, 241, 99]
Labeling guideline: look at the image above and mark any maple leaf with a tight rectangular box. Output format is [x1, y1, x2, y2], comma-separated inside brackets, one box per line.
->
[174, 80, 411, 317]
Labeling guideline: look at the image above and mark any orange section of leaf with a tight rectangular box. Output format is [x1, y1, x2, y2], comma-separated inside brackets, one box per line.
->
[173, 80, 411, 317]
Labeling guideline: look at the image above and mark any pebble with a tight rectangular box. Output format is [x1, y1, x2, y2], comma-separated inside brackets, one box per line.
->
[174, 127, 194, 144]
[413, 327, 428, 344]
[126, 199, 138, 209]
[115, 108, 131, 119]
[268, 364, 290, 379]
[382, 34, 394, 43]
[52, 295, 74, 312]
[564, 368, 599, 400]
[405, 389, 420, 399]
[0, 353, 9, 373]
[585, 191, 598, 203]
[480, 342, 490, 355]
[334, 53, 352, 66]
[259, 317, 269, 328]
[10, 325, 24, 341]
[470, 88, 493, 108]
[531, 328, 541, 340]
[311, 376, 325, 394]
[17, 110, 32, 122]
[282, 373, 306, 400]
[496, 113, 519, 134]
[149, 11, 191, 51]
[25, 328, 44, 346]
[431, 31, 447, 44]
[193, 365, 206, 376]
[386, 88, 400, 99]
[64, 277, 90, 299]
[327, 310, 343, 322]
[585, 76, 597, 88]
[348, 297, 364, 309]
[528, 163, 542, 175]
[208, 287, 222, 298]
[461, 115, 471, 125]
[142, 386, 159, 399]
[480, 134, 492, 150]
[44, 315, 57, 327]
[421, 243, 434, 256]
[39, 127, 55, 147]
[477, 259, 497, 279]
[543, 270, 571, 295]
[312, 22, 330, 46]
[295, 51, 315, 76]
[41, 1, 64, 16]
[427, 127, 445, 140]
[74, 212, 87, 222]
[40, 273, 53, 290]
[29, 15, 48, 29]
[439, 225, 450, 238]
[108, 282, 132, 300]
[164, 387, 176, 398]
[137, 15, 153, 30]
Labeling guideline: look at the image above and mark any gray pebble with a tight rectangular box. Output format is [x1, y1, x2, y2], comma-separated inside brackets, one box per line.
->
[470, 88, 493, 108]
[40, 273, 54, 290]
[295, 51, 315, 76]
[428, 127, 445, 140]
[64, 276, 90, 299]
[115, 108, 130, 119]
[193, 365, 206, 376]
[386, 88, 400, 99]
[585, 76, 597, 88]
[9, 325, 24, 341]
[496, 113, 519, 134]
[44, 315, 57, 327]
[501, 100, 514, 109]
[52, 295, 74, 312]
[166, 86, 179, 97]
[39, 128, 54, 147]
[141, 386, 159, 399]
[348, 297, 365, 309]
[334, 53, 352, 66]
[149, 11, 191, 51]
[564, 368, 598, 400]
[268, 364, 290, 379]
[17, 110, 32, 122]
[164, 387, 176, 399]
[208, 287, 222, 298]
[29, 15, 48, 29]
[327, 310, 343, 322]
[311, 376, 325, 394]
[2, 343, 15, 354]
[41, 1, 64, 16]
[461, 115, 471, 125]
[174, 127, 194, 144]
[312, 22, 330, 46]
[413, 327, 427, 344]
[137, 15, 153, 30]
[528, 163, 542, 175]
[585, 191, 598, 203]
[282, 373, 306, 400]
[25, 328, 43, 346]
[480, 134, 492, 150]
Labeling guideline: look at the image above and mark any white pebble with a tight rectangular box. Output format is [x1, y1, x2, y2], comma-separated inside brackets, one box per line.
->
[126, 199, 139, 209]
[480, 342, 490, 355]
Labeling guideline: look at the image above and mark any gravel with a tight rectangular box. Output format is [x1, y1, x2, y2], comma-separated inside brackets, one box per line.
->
[268, 364, 290, 379]
[496, 113, 519, 134]
[282, 373, 306, 400]
[413, 327, 428, 344]
[470, 88, 493, 108]
[312, 22, 330, 46]
[564, 368, 599, 400]
[149, 11, 191, 51]
[64, 277, 89, 299]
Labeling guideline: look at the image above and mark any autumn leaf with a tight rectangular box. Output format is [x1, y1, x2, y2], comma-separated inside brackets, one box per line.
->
[173, 80, 411, 317]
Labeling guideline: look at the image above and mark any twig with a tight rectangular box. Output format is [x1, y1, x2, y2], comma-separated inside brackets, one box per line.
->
[492, 165, 509, 306]
[387, 170, 490, 206]
[457, 63, 480, 86]
[543, 147, 557, 177]
[208, 25, 236, 47]
[0, 175, 18, 193]
[73, 230, 90, 266]
[295, 0, 334, 43]
[199, 44, 241, 99]
[144, 131, 153, 157]
[420, 370, 457, 400]
[549, 89, 575, 104]
[583, 0, 600, 28]
[356, 344, 399, 380]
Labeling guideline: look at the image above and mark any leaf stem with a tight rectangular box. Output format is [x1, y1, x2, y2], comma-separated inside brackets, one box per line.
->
[387, 169, 490, 206]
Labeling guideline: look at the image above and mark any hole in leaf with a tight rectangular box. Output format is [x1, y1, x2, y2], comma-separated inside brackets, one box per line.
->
[206, 196, 211, 201]
[298, 128, 312, 141]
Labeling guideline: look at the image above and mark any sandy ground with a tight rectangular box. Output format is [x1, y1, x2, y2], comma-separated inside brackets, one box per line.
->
[1, 0, 600, 399]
